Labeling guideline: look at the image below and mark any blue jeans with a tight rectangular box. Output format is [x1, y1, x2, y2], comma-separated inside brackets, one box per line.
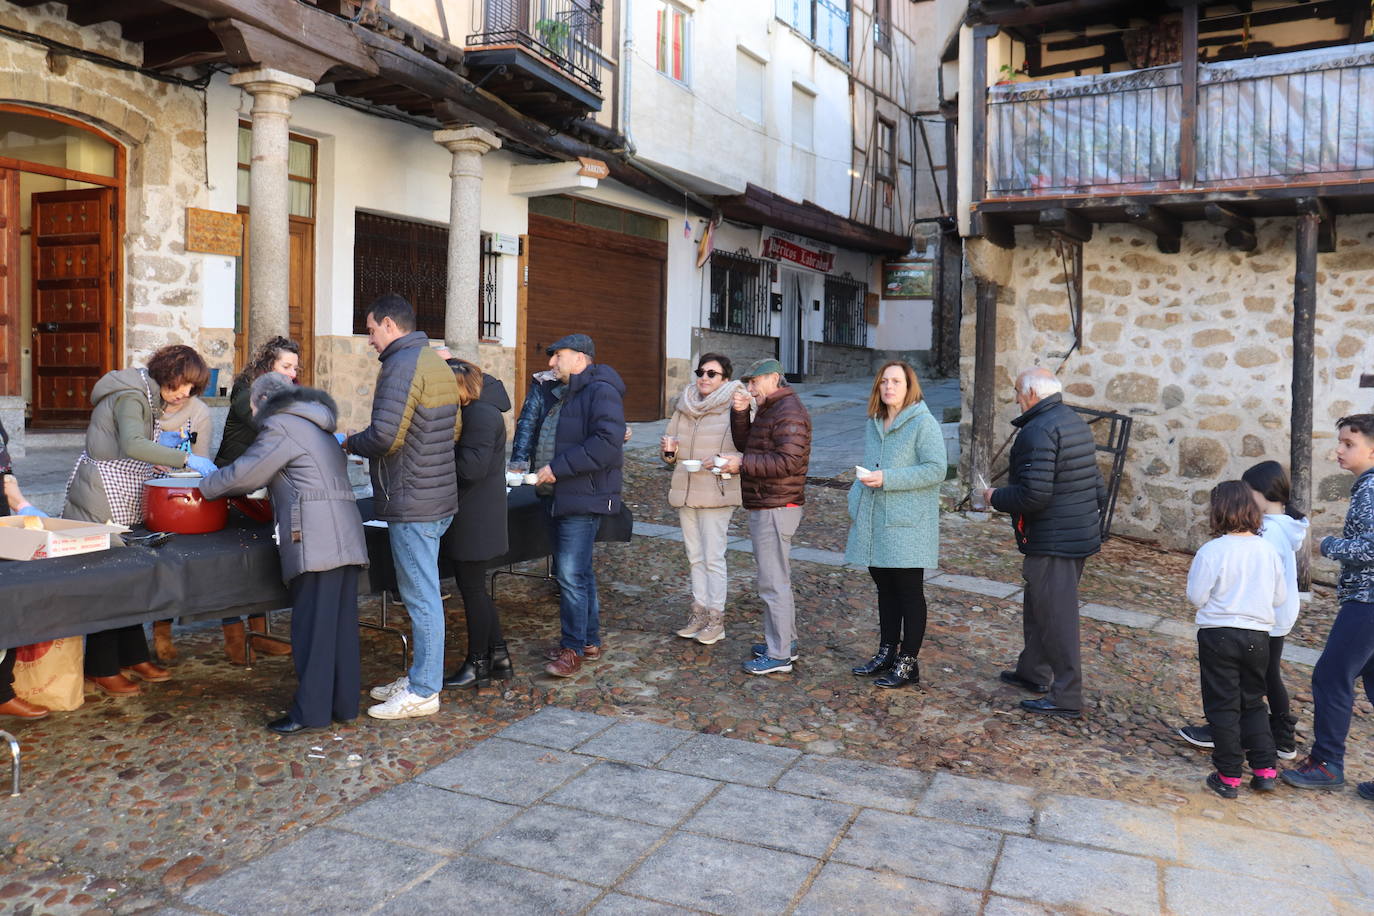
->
[1309, 600, 1374, 768]
[543, 503, 601, 652]
[389, 517, 452, 697]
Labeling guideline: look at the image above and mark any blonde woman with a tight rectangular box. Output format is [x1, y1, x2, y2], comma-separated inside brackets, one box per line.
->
[661, 353, 743, 644]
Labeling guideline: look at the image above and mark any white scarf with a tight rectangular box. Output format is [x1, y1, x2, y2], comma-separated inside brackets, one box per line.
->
[676, 378, 742, 419]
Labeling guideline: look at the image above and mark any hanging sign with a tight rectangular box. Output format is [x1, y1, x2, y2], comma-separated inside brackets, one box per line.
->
[576, 157, 610, 179]
[760, 228, 835, 273]
[882, 258, 933, 299]
[185, 208, 243, 257]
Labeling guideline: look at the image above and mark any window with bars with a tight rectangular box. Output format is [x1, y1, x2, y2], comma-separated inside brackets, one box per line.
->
[775, 0, 849, 63]
[479, 233, 500, 340]
[823, 275, 868, 347]
[352, 212, 448, 339]
[709, 251, 771, 337]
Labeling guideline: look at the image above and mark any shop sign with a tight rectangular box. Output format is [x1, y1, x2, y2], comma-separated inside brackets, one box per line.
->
[760, 228, 835, 272]
[882, 258, 933, 298]
[185, 208, 242, 257]
[577, 157, 610, 179]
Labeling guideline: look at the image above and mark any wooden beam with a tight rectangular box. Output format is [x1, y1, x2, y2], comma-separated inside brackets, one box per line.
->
[66, 0, 166, 26]
[209, 19, 338, 80]
[970, 0, 1139, 28]
[159, 0, 378, 77]
[121, 12, 214, 43]
[1179, 1, 1199, 190]
[970, 277, 999, 496]
[1297, 197, 1337, 253]
[1359, 373, 1374, 388]
[1039, 207, 1093, 243]
[972, 210, 1016, 249]
[1125, 203, 1181, 253]
[1291, 207, 1319, 589]
[1203, 203, 1256, 251]
[142, 30, 226, 69]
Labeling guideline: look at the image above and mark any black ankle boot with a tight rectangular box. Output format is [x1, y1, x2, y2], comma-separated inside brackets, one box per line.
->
[851, 643, 897, 677]
[443, 656, 478, 689]
[489, 641, 513, 678]
[471, 654, 493, 689]
[874, 654, 919, 688]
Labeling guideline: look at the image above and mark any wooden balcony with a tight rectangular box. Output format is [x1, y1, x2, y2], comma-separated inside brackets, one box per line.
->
[465, 0, 604, 124]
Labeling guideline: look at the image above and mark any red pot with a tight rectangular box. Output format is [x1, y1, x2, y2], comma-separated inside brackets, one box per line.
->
[229, 494, 274, 524]
[144, 477, 228, 534]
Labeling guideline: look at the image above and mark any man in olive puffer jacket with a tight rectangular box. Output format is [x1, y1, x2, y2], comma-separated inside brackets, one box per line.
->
[345, 294, 461, 720]
[986, 367, 1106, 718]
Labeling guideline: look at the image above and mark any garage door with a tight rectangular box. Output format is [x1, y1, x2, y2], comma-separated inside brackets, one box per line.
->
[525, 209, 666, 422]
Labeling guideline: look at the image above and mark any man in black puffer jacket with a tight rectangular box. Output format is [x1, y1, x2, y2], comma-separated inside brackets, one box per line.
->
[986, 368, 1106, 718]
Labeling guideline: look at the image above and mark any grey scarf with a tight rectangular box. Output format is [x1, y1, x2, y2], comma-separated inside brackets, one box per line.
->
[676, 378, 742, 419]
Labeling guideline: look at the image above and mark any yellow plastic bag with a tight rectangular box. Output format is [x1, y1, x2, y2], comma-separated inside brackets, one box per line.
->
[12, 638, 85, 711]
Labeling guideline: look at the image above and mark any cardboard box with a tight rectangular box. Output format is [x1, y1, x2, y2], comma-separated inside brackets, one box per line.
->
[0, 516, 127, 561]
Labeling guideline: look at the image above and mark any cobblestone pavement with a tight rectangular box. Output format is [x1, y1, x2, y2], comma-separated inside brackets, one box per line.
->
[2, 379, 1371, 914]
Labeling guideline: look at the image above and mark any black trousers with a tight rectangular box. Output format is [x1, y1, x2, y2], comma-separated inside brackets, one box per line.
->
[455, 559, 504, 657]
[288, 566, 361, 727]
[1017, 555, 1085, 709]
[1198, 626, 1276, 777]
[84, 625, 151, 678]
[1265, 635, 1297, 748]
[0, 649, 15, 704]
[869, 567, 927, 656]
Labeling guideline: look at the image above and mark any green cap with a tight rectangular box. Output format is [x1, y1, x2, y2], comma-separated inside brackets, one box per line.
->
[740, 358, 784, 380]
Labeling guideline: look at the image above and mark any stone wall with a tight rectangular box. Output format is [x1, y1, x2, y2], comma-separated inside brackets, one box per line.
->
[960, 217, 1374, 571]
[693, 329, 778, 377]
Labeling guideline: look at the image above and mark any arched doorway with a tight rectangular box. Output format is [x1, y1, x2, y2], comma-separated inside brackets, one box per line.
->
[0, 105, 124, 428]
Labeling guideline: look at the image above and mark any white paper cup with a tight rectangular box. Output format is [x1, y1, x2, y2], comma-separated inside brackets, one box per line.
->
[680, 459, 702, 473]
[713, 455, 729, 468]
[524, 473, 540, 486]
[505, 472, 524, 486]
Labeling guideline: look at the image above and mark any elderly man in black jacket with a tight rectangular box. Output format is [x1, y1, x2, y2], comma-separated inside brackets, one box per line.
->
[984, 368, 1106, 718]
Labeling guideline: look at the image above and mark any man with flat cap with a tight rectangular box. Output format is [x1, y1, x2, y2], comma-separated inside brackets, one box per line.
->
[527, 333, 627, 678]
[720, 358, 812, 675]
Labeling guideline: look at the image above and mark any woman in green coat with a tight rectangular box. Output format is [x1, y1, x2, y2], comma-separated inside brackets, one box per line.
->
[844, 361, 947, 688]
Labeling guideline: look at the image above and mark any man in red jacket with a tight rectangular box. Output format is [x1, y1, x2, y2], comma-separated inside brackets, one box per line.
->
[723, 358, 812, 675]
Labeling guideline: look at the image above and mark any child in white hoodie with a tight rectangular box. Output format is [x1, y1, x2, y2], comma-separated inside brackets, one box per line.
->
[1187, 481, 1287, 798]
[1179, 462, 1308, 758]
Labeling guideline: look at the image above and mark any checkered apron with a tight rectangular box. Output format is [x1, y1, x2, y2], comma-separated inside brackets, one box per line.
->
[64, 370, 161, 527]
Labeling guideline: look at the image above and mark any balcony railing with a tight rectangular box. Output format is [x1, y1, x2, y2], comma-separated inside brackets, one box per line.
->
[469, 0, 602, 93]
[987, 42, 1374, 198]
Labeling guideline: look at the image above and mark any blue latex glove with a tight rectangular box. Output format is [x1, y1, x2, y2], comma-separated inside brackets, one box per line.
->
[334, 432, 346, 445]
[17, 504, 48, 518]
[157, 430, 184, 448]
[186, 454, 217, 476]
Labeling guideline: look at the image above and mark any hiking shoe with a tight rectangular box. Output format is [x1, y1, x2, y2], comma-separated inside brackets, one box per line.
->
[743, 655, 793, 675]
[751, 641, 799, 661]
[675, 604, 708, 639]
[1178, 725, 1214, 749]
[1275, 743, 1298, 761]
[1357, 781, 1374, 802]
[1250, 774, 1278, 793]
[1206, 772, 1239, 799]
[369, 675, 409, 701]
[694, 612, 725, 645]
[1281, 756, 1344, 790]
[544, 644, 599, 660]
[366, 688, 440, 719]
[545, 647, 583, 678]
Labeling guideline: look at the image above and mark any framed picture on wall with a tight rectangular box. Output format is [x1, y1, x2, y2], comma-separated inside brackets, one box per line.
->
[882, 259, 933, 299]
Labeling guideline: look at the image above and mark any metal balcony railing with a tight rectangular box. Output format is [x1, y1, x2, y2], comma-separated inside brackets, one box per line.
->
[986, 42, 1374, 197]
[469, 0, 603, 93]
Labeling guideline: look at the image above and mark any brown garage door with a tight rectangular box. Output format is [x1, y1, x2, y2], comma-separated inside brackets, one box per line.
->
[525, 211, 665, 422]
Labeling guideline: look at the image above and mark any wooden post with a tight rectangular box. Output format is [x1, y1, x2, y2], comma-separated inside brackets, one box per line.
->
[1179, 1, 1199, 189]
[971, 277, 998, 494]
[970, 25, 997, 205]
[1292, 209, 1319, 591]
[936, 228, 963, 378]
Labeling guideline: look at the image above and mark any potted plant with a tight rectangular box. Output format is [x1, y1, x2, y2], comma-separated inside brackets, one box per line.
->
[535, 17, 570, 56]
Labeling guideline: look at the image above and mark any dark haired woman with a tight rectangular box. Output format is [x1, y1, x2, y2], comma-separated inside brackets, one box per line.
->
[660, 353, 743, 645]
[844, 361, 947, 688]
[440, 359, 514, 689]
[64, 344, 218, 696]
[1185, 480, 1286, 798]
[213, 336, 301, 663]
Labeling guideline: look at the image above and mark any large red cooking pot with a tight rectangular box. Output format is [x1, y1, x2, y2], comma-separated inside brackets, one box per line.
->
[144, 477, 227, 534]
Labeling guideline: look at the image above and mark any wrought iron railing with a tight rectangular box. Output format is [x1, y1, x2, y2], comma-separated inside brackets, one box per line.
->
[823, 275, 868, 348]
[986, 42, 1374, 197]
[469, 0, 603, 93]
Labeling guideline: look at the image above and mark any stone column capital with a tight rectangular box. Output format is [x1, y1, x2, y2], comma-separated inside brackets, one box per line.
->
[433, 126, 502, 156]
[229, 68, 316, 102]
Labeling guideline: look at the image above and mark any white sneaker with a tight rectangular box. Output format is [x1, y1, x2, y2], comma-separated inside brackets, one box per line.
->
[367, 688, 440, 720]
[369, 675, 409, 701]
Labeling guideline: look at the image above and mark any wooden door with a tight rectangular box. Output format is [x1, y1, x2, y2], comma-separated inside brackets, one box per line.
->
[234, 212, 315, 385]
[0, 169, 18, 398]
[30, 188, 114, 428]
[525, 213, 665, 421]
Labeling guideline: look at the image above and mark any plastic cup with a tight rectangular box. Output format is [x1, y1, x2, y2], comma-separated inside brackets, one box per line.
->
[680, 459, 702, 473]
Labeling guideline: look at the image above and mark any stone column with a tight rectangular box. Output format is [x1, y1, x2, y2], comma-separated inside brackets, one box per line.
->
[229, 68, 315, 350]
[433, 126, 501, 361]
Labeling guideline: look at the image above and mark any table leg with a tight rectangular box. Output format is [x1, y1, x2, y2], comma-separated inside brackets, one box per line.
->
[359, 591, 410, 671]
[488, 556, 556, 599]
[1, 730, 19, 796]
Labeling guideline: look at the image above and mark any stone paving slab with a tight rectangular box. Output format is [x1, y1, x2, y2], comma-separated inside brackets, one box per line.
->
[926, 572, 1025, 599]
[794, 861, 982, 915]
[497, 706, 616, 750]
[572, 719, 694, 766]
[619, 832, 816, 916]
[991, 835, 1161, 916]
[375, 857, 601, 915]
[831, 808, 1002, 890]
[471, 804, 667, 886]
[657, 732, 802, 787]
[1164, 865, 1338, 916]
[681, 782, 854, 858]
[547, 760, 719, 827]
[773, 753, 929, 813]
[1035, 793, 1179, 860]
[1175, 817, 1356, 896]
[1080, 602, 1164, 630]
[416, 738, 594, 805]
[330, 781, 520, 856]
[917, 771, 1036, 833]
[587, 894, 701, 915]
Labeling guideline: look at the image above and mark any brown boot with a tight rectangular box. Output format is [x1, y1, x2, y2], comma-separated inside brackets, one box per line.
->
[247, 615, 292, 656]
[152, 619, 176, 662]
[86, 674, 140, 696]
[223, 621, 247, 665]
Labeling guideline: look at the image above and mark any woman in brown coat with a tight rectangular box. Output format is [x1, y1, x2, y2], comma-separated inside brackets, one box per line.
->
[660, 353, 743, 644]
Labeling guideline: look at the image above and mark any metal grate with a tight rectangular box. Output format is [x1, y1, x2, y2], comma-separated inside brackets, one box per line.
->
[469, 0, 603, 92]
[823, 275, 868, 348]
[708, 251, 770, 337]
[353, 212, 447, 339]
[479, 233, 500, 340]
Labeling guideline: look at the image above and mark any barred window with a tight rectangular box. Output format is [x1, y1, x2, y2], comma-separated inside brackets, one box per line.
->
[479, 233, 500, 340]
[709, 251, 770, 336]
[353, 211, 447, 338]
[823, 275, 868, 347]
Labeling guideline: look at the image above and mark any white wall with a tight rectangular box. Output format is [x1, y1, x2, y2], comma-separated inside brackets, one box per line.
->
[873, 300, 932, 350]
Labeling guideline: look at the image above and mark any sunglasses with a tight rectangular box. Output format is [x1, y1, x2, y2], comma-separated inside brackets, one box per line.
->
[694, 368, 724, 379]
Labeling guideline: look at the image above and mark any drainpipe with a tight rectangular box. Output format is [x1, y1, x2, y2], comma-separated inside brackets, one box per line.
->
[620, 0, 635, 157]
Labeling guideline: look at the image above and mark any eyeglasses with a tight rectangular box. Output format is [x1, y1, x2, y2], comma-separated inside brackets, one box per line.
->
[694, 368, 724, 379]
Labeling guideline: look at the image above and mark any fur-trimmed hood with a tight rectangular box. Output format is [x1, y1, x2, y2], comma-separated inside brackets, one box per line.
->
[253, 384, 339, 433]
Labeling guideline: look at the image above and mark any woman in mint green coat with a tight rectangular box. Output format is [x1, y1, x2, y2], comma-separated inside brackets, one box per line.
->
[845, 361, 948, 689]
